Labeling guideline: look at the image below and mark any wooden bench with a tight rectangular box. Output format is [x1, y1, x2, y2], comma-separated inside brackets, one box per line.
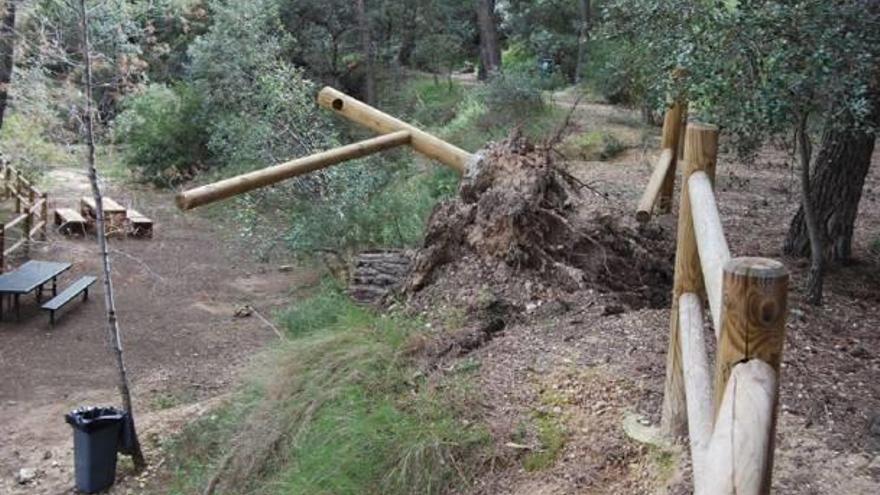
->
[41, 276, 96, 325]
[54, 208, 88, 236]
[126, 209, 153, 238]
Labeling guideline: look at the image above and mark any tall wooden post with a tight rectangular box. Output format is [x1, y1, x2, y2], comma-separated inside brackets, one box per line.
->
[0, 224, 5, 273]
[656, 100, 687, 212]
[714, 257, 788, 493]
[661, 122, 719, 438]
[24, 188, 34, 255]
[13, 169, 20, 213]
[41, 192, 48, 240]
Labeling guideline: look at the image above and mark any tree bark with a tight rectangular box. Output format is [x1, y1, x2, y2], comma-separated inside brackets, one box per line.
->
[396, 0, 417, 66]
[795, 113, 825, 305]
[784, 106, 878, 262]
[475, 0, 501, 80]
[0, 0, 17, 130]
[78, 0, 146, 471]
[575, 0, 591, 83]
[355, 0, 376, 105]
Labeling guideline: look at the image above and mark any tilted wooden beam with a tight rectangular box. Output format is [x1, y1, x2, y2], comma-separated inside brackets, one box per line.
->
[317, 87, 473, 173]
[636, 148, 674, 223]
[176, 131, 412, 210]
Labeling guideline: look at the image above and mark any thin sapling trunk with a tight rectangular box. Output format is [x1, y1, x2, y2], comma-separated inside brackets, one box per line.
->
[796, 113, 825, 305]
[78, 0, 146, 470]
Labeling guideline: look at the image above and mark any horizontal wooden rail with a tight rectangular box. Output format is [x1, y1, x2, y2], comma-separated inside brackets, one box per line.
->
[705, 360, 777, 495]
[29, 221, 46, 238]
[318, 87, 473, 173]
[3, 238, 25, 257]
[636, 148, 674, 223]
[678, 293, 713, 494]
[688, 171, 731, 334]
[177, 130, 413, 210]
[29, 198, 46, 215]
[5, 212, 27, 231]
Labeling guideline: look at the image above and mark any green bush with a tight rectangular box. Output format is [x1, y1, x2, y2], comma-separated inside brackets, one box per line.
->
[0, 114, 71, 176]
[283, 163, 458, 256]
[114, 84, 208, 185]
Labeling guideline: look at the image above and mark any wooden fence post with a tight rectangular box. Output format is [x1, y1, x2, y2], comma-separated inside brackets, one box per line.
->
[657, 100, 687, 212]
[41, 192, 48, 240]
[714, 257, 788, 493]
[24, 189, 34, 256]
[0, 225, 5, 273]
[13, 170, 20, 213]
[660, 122, 719, 438]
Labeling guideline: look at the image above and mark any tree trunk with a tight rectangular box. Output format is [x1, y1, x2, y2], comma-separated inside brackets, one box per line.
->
[475, 0, 501, 80]
[795, 114, 825, 305]
[396, 0, 417, 66]
[784, 108, 878, 262]
[355, 0, 376, 105]
[78, 0, 146, 471]
[0, 0, 17, 130]
[575, 0, 591, 83]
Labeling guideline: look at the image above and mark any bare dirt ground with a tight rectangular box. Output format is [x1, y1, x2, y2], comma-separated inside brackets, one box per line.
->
[0, 166, 319, 494]
[418, 89, 880, 494]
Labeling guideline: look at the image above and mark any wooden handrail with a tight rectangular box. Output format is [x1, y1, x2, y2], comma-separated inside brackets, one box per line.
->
[4, 212, 27, 230]
[678, 293, 714, 494]
[3, 237, 26, 257]
[318, 87, 473, 173]
[636, 148, 675, 223]
[688, 171, 731, 334]
[705, 360, 777, 495]
[177, 130, 413, 210]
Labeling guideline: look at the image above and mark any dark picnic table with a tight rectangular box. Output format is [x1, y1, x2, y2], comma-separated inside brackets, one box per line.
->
[0, 260, 72, 320]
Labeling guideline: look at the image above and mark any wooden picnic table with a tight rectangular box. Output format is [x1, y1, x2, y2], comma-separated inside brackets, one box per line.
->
[0, 260, 72, 320]
[80, 196, 127, 234]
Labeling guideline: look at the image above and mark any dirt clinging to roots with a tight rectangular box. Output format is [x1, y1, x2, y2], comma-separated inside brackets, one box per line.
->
[406, 135, 673, 309]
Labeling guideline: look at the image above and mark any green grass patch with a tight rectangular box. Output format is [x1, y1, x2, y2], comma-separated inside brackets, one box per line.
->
[561, 130, 628, 161]
[522, 414, 567, 472]
[164, 283, 488, 494]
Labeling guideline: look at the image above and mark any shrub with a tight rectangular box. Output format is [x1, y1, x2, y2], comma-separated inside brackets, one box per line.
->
[561, 130, 628, 161]
[283, 162, 458, 257]
[114, 84, 208, 185]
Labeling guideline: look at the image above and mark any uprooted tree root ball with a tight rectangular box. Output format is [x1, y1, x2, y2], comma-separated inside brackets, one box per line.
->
[405, 134, 673, 311]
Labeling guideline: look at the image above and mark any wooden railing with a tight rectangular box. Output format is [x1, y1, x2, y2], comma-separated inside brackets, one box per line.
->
[641, 123, 789, 494]
[636, 100, 687, 223]
[0, 161, 49, 272]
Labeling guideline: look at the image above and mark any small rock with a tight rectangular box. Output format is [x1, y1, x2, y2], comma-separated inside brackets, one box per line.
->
[16, 467, 37, 484]
[42, 450, 52, 460]
[278, 265, 295, 272]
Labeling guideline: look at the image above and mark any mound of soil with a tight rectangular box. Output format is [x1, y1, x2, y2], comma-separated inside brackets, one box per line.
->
[405, 135, 673, 311]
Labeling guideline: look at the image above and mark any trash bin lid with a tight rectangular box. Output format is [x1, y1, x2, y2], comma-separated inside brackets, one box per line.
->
[65, 407, 125, 433]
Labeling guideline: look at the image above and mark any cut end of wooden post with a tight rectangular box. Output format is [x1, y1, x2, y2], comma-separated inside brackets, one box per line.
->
[724, 257, 788, 279]
[687, 121, 720, 133]
[175, 193, 192, 211]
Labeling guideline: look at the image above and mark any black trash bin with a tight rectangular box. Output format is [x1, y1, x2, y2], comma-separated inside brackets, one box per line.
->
[65, 407, 125, 493]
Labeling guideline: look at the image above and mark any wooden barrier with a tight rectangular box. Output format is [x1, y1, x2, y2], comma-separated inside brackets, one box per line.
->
[646, 124, 789, 494]
[177, 88, 476, 211]
[0, 161, 50, 272]
[177, 131, 412, 210]
[661, 122, 719, 438]
[688, 171, 731, 334]
[706, 360, 777, 495]
[317, 87, 473, 173]
[635, 100, 687, 222]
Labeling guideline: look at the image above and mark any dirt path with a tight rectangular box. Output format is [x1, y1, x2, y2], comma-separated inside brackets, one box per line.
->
[0, 166, 319, 493]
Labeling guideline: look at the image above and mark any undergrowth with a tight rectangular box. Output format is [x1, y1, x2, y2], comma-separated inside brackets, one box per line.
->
[163, 282, 488, 495]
